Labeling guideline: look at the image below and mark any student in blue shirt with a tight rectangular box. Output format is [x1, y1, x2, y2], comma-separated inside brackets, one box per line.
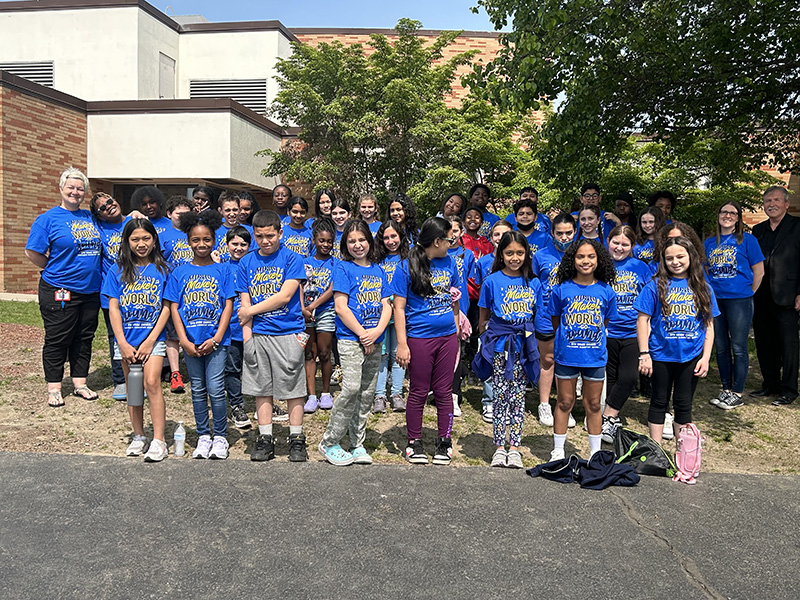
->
[191, 185, 216, 213]
[237, 190, 258, 226]
[576, 204, 610, 245]
[531, 213, 577, 428]
[571, 183, 620, 233]
[650, 190, 676, 224]
[468, 183, 500, 238]
[633, 207, 666, 264]
[549, 238, 618, 460]
[306, 188, 335, 228]
[281, 196, 314, 257]
[319, 220, 391, 466]
[131, 186, 171, 237]
[165, 210, 235, 460]
[601, 225, 653, 442]
[373, 220, 411, 414]
[704, 200, 764, 409]
[357, 193, 382, 237]
[635, 237, 719, 446]
[446, 216, 475, 416]
[392, 217, 460, 465]
[212, 190, 242, 262]
[26, 167, 103, 408]
[387, 193, 420, 246]
[437, 192, 466, 220]
[329, 198, 352, 260]
[272, 184, 292, 225]
[237, 210, 308, 462]
[505, 187, 552, 234]
[104, 218, 171, 461]
[513, 197, 552, 257]
[478, 231, 540, 469]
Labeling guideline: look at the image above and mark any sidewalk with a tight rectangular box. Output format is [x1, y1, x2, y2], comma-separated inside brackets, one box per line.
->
[1, 451, 798, 599]
[0, 292, 37, 302]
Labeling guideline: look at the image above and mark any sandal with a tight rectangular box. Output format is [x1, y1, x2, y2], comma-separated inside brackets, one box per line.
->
[48, 390, 65, 408]
[73, 385, 98, 401]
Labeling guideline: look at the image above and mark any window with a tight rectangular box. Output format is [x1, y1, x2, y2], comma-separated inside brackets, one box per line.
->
[189, 79, 268, 114]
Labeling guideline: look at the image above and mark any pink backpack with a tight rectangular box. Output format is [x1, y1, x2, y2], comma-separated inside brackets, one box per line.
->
[673, 423, 704, 485]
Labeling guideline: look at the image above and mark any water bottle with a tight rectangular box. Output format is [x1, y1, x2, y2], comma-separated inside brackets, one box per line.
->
[127, 363, 144, 406]
[174, 421, 186, 457]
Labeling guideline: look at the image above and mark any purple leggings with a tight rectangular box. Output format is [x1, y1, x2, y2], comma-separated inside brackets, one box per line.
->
[406, 334, 458, 440]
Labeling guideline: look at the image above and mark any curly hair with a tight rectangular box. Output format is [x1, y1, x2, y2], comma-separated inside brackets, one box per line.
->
[654, 236, 713, 325]
[178, 208, 223, 235]
[556, 238, 616, 285]
[386, 193, 419, 244]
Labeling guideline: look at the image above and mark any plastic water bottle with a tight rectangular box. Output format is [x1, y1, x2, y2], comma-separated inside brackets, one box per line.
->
[127, 363, 144, 406]
[174, 421, 186, 457]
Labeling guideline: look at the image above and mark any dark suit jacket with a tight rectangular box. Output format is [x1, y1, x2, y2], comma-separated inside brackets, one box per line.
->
[753, 214, 800, 306]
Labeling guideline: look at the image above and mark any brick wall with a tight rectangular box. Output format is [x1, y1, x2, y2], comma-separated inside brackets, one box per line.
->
[0, 85, 88, 293]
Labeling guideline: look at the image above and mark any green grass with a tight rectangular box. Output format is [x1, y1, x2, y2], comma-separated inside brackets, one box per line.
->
[0, 300, 43, 327]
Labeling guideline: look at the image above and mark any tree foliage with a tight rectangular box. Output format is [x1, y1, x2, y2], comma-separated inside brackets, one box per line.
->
[469, 0, 800, 179]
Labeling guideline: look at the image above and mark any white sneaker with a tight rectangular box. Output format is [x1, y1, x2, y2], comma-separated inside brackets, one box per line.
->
[506, 450, 524, 469]
[126, 436, 147, 456]
[662, 413, 675, 440]
[209, 436, 229, 460]
[567, 412, 576, 428]
[550, 448, 565, 461]
[193, 434, 213, 459]
[482, 404, 493, 423]
[452, 393, 462, 417]
[491, 448, 507, 467]
[538, 403, 554, 427]
[143, 439, 168, 462]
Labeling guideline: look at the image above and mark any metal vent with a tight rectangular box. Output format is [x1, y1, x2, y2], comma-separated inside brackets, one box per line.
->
[0, 61, 55, 87]
[189, 79, 267, 114]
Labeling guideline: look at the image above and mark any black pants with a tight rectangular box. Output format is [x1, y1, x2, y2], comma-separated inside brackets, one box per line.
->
[102, 308, 125, 386]
[38, 279, 100, 383]
[648, 356, 700, 425]
[753, 286, 799, 398]
[606, 337, 638, 411]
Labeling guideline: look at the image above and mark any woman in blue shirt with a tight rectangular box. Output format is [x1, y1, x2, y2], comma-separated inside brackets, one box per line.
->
[704, 201, 764, 409]
[25, 168, 102, 408]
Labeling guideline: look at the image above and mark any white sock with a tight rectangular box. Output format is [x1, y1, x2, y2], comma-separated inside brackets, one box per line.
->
[289, 425, 303, 435]
[308, 394, 317, 401]
[588, 434, 602, 456]
[133, 434, 147, 441]
[553, 433, 567, 451]
[258, 424, 273, 436]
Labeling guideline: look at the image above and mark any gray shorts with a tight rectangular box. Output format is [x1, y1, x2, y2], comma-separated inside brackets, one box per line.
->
[242, 333, 307, 399]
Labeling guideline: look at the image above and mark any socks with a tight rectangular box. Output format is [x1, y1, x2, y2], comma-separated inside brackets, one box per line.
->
[289, 425, 303, 435]
[588, 434, 602, 456]
[258, 424, 273, 436]
[553, 433, 566, 451]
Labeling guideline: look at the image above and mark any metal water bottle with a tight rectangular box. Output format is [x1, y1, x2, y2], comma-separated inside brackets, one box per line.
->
[174, 421, 186, 457]
[127, 363, 144, 406]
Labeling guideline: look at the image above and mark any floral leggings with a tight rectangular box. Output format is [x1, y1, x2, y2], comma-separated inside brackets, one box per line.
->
[491, 352, 526, 447]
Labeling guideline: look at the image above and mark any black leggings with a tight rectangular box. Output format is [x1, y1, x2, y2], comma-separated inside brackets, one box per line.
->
[38, 279, 100, 383]
[648, 356, 700, 425]
[606, 337, 638, 411]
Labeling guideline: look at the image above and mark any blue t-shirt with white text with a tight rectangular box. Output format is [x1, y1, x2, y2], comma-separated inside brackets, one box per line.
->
[479, 271, 540, 352]
[448, 247, 475, 314]
[102, 263, 168, 346]
[704, 233, 764, 299]
[607, 256, 652, 339]
[164, 262, 234, 346]
[283, 224, 313, 257]
[333, 260, 388, 343]
[390, 256, 459, 339]
[531, 244, 566, 334]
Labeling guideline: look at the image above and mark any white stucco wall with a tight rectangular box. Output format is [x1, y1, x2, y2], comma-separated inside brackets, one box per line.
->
[137, 10, 180, 100]
[230, 114, 282, 188]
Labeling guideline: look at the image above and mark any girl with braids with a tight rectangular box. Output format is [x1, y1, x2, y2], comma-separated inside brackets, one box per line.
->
[391, 217, 460, 465]
[103, 218, 171, 461]
[634, 236, 719, 444]
[633, 207, 666, 264]
[548, 238, 618, 460]
[386, 193, 420, 246]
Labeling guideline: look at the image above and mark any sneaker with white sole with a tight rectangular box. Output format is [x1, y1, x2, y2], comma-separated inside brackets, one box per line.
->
[272, 405, 289, 422]
[432, 437, 452, 465]
[711, 390, 727, 406]
[662, 412, 675, 440]
[405, 439, 428, 464]
[351, 446, 373, 465]
[491, 448, 507, 467]
[568, 412, 576, 428]
[506, 450, 524, 469]
[193, 434, 213, 459]
[304, 395, 319, 414]
[231, 405, 251, 429]
[718, 392, 744, 410]
[319, 443, 354, 466]
[319, 393, 334, 410]
[482, 404, 494, 423]
[144, 439, 168, 462]
[538, 403, 554, 427]
[452, 393, 462, 417]
[550, 448, 565, 461]
[112, 383, 127, 401]
[126, 435, 147, 456]
[601, 415, 621, 444]
[209, 436, 229, 459]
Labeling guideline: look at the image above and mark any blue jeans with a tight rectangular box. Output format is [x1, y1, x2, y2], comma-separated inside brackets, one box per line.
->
[713, 296, 754, 394]
[375, 323, 405, 397]
[185, 346, 228, 438]
[224, 340, 244, 408]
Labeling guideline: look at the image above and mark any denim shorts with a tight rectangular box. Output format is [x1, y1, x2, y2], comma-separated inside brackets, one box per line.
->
[308, 306, 335, 333]
[113, 340, 167, 361]
[554, 363, 605, 381]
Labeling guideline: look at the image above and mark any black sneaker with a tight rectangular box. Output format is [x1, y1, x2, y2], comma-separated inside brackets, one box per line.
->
[272, 405, 289, 422]
[719, 393, 745, 410]
[231, 405, 251, 429]
[251, 434, 275, 461]
[432, 437, 452, 465]
[405, 439, 428, 464]
[288, 433, 308, 462]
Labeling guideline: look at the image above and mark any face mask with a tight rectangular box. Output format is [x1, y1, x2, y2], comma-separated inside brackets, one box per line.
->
[554, 238, 572, 252]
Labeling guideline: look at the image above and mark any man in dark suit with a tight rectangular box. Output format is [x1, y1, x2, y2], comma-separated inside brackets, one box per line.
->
[751, 186, 800, 405]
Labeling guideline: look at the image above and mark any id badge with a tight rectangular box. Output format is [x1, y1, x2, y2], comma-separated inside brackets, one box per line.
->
[55, 289, 71, 302]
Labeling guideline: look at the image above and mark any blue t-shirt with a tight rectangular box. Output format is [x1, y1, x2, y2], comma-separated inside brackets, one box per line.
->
[332, 260, 388, 343]
[368, 221, 382, 237]
[280, 214, 292, 226]
[477, 211, 500, 238]
[96, 218, 127, 309]
[283, 224, 313, 257]
[164, 262, 235, 346]
[379, 253, 403, 286]
[633, 277, 720, 363]
[161, 227, 194, 267]
[304, 255, 336, 313]
[227, 260, 243, 342]
[508, 212, 552, 235]
[704, 233, 764, 299]
[448, 247, 475, 314]
[524, 230, 553, 257]
[235, 246, 306, 336]
[531, 245, 566, 334]
[474, 253, 495, 288]
[607, 257, 652, 339]
[214, 227, 233, 263]
[102, 263, 169, 346]
[26, 206, 102, 294]
[390, 256, 459, 339]
[478, 271, 540, 352]
[149, 216, 172, 238]
[633, 239, 655, 264]
[331, 230, 344, 260]
[549, 279, 618, 368]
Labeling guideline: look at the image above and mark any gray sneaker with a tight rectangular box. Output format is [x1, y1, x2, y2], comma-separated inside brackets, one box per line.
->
[112, 383, 127, 401]
[373, 395, 387, 414]
[491, 448, 507, 467]
[718, 392, 744, 410]
[506, 450, 524, 469]
[390, 394, 405, 412]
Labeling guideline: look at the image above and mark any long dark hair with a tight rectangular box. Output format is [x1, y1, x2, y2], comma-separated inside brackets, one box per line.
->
[375, 219, 410, 262]
[387, 193, 419, 244]
[409, 217, 450, 297]
[339, 219, 377, 263]
[314, 188, 336, 216]
[654, 221, 703, 261]
[117, 218, 170, 285]
[636, 207, 666, 244]
[655, 236, 713, 325]
[556, 238, 616, 285]
[491, 231, 534, 282]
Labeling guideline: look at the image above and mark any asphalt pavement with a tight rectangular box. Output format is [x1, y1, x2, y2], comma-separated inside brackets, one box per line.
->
[1, 451, 798, 600]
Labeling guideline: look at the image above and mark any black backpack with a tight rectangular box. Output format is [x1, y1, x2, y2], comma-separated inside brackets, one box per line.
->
[614, 427, 677, 477]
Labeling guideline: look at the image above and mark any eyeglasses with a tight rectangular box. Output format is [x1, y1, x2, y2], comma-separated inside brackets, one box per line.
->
[97, 198, 116, 213]
[719, 210, 738, 217]
[581, 193, 600, 200]
[441, 237, 457, 244]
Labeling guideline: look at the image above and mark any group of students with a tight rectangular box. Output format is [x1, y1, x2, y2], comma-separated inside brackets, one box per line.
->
[94, 180, 763, 468]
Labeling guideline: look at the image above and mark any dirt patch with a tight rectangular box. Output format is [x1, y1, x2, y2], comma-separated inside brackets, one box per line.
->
[0, 322, 797, 474]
